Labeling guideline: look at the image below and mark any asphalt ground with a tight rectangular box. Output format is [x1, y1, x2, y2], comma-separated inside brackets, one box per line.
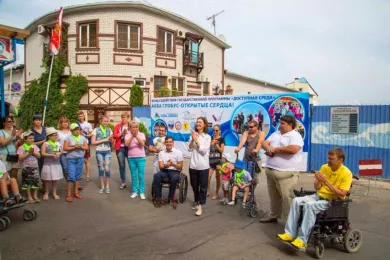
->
[1, 153, 390, 260]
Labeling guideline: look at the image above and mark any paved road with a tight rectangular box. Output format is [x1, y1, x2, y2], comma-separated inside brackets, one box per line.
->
[1, 154, 390, 260]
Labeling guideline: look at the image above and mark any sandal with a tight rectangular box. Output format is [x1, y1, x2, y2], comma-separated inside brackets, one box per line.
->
[74, 193, 82, 199]
[119, 183, 127, 190]
[28, 199, 36, 204]
[42, 195, 49, 201]
[211, 195, 219, 200]
[66, 196, 73, 203]
[34, 198, 41, 203]
[15, 194, 24, 204]
[85, 177, 91, 182]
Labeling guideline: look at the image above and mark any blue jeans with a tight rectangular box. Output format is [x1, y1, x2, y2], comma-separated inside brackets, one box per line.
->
[96, 151, 112, 178]
[67, 157, 84, 183]
[285, 194, 330, 243]
[60, 154, 67, 173]
[128, 157, 146, 194]
[153, 170, 180, 200]
[116, 147, 128, 183]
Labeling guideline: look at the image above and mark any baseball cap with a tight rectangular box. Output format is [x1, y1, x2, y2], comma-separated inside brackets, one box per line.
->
[70, 123, 80, 130]
[33, 114, 42, 120]
[22, 130, 34, 139]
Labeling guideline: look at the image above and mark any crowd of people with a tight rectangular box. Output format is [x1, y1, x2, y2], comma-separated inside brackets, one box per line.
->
[0, 112, 353, 251]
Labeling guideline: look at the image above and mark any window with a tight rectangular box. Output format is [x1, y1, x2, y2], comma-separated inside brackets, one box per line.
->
[154, 76, 166, 97]
[117, 23, 140, 49]
[172, 78, 184, 96]
[134, 78, 146, 87]
[202, 82, 210, 95]
[79, 22, 97, 48]
[158, 29, 174, 53]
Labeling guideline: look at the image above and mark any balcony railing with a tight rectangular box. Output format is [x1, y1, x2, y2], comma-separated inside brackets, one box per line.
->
[183, 50, 203, 69]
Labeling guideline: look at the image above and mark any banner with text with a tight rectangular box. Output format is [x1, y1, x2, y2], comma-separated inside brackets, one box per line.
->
[151, 92, 310, 171]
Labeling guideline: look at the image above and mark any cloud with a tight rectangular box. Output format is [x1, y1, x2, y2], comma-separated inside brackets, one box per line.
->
[0, 0, 389, 104]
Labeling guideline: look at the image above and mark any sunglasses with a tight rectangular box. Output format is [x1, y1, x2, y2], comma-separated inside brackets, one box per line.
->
[249, 126, 255, 128]
[213, 129, 219, 132]
[6, 121, 14, 123]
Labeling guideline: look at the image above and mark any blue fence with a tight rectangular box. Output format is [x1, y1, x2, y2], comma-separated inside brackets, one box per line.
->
[309, 105, 390, 179]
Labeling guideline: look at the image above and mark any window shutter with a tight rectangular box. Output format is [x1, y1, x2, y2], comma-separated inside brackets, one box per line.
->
[80, 25, 88, 47]
[166, 32, 172, 53]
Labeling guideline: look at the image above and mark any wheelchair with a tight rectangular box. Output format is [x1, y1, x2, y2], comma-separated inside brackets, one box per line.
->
[151, 171, 188, 209]
[228, 160, 259, 218]
[293, 175, 362, 259]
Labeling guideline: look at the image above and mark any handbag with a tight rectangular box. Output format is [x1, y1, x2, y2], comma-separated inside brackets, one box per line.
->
[1, 130, 19, 162]
[254, 161, 261, 174]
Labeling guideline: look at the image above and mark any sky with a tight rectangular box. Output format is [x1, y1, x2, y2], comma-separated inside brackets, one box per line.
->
[0, 0, 389, 104]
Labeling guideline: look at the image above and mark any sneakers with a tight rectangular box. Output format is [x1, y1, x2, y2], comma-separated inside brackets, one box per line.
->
[99, 188, 104, 194]
[192, 202, 199, 210]
[242, 202, 246, 208]
[140, 194, 146, 200]
[220, 198, 228, 205]
[227, 201, 235, 206]
[277, 233, 294, 242]
[131, 193, 138, 199]
[291, 238, 307, 251]
[105, 188, 111, 194]
[195, 204, 203, 216]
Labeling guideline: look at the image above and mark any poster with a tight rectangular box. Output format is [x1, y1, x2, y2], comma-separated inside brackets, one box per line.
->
[150, 92, 310, 171]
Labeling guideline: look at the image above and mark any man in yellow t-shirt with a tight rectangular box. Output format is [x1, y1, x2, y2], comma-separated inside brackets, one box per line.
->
[277, 147, 353, 250]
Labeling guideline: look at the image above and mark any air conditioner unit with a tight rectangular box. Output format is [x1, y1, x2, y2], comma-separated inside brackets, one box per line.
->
[62, 66, 71, 76]
[198, 75, 205, 82]
[38, 25, 47, 36]
[176, 30, 185, 39]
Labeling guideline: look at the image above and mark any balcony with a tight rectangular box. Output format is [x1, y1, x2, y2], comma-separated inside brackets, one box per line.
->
[183, 50, 204, 74]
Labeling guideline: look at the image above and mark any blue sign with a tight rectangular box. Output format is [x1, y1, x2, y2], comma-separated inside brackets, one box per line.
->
[11, 82, 21, 92]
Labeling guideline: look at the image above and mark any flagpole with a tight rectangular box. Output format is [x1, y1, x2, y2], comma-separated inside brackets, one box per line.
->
[42, 54, 54, 126]
[9, 65, 12, 100]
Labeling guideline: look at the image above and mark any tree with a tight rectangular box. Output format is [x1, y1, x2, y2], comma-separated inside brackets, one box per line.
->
[158, 86, 170, 97]
[129, 84, 144, 107]
[171, 87, 178, 97]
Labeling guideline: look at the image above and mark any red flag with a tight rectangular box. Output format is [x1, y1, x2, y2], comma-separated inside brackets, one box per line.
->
[49, 7, 63, 55]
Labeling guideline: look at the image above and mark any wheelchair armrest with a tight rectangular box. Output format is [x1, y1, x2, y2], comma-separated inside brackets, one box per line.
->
[293, 188, 316, 197]
[331, 199, 352, 206]
[353, 175, 359, 180]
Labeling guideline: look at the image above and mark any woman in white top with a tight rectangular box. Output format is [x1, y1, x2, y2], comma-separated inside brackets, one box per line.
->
[58, 117, 71, 181]
[188, 117, 211, 216]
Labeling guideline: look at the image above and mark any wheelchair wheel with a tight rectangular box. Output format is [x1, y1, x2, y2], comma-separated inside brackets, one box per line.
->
[248, 208, 258, 218]
[23, 209, 35, 221]
[314, 242, 325, 259]
[179, 175, 188, 203]
[343, 229, 363, 253]
[0, 218, 8, 231]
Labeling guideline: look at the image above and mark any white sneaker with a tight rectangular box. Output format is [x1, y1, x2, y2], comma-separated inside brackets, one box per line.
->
[227, 201, 235, 206]
[195, 205, 203, 216]
[131, 193, 138, 199]
[140, 194, 146, 200]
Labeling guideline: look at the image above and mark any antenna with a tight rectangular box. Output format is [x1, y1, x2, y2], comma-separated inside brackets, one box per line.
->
[207, 10, 224, 35]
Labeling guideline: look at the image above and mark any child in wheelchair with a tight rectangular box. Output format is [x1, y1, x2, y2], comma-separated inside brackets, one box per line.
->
[227, 159, 252, 208]
[216, 153, 233, 205]
[0, 160, 23, 208]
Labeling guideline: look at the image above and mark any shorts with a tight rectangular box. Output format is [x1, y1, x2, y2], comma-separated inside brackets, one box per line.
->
[0, 154, 21, 171]
[222, 180, 229, 191]
[209, 160, 221, 170]
[84, 148, 91, 159]
[21, 167, 40, 190]
[67, 157, 84, 182]
[60, 154, 68, 173]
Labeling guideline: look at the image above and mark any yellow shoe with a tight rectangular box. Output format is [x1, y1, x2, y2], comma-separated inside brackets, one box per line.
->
[277, 233, 294, 242]
[291, 238, 307, 251]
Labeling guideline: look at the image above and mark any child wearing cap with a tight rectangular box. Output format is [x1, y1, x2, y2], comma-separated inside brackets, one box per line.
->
[216, 153, 233, 205]
[0, 160, 23, 207]
[63, 123, 88, 202]
[41, 127, 64, 200]
[227, 159, 252, 207]
[17, 130, 41, 203]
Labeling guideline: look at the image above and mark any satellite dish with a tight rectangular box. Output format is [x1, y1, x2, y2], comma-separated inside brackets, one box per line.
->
[217, 34, 227, 42]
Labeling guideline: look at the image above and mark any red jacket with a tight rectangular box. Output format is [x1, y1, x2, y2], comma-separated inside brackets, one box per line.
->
[113, 123, 129, 151]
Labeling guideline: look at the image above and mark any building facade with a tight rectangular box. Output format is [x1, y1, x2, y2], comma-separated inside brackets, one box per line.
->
[15, 2, 318, 124]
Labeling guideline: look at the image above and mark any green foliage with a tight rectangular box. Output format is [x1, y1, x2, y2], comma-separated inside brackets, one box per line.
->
[171, 87, 178, 97]
[108, 123, 115, 133]
[138, 122, 149, 138]
[19, 31, 87, 129]
[62, 75, 88, 122]
[158, 86, 170, 97]
[129, 84, 143, 107]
